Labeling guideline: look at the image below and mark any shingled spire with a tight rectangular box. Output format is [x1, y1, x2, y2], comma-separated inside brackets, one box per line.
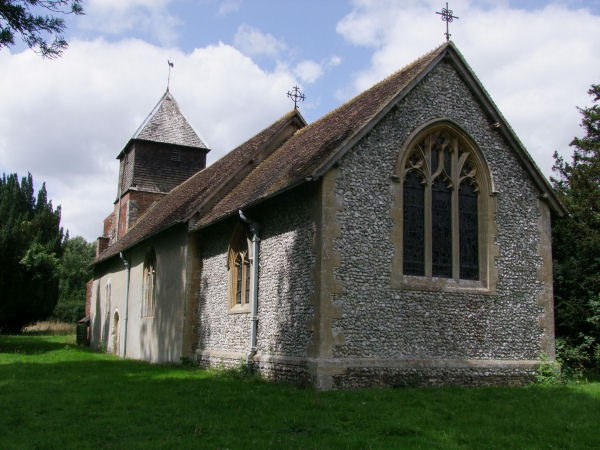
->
[132, 90, 208, 149]
[105, 90, 210, 242]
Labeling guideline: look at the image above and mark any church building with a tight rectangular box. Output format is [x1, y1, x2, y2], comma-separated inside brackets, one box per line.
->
[90, 42, 565, 389]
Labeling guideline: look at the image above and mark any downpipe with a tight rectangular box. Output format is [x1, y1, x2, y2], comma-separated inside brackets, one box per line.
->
[119, 251, 130, 357]
[239, 209, 260, 367]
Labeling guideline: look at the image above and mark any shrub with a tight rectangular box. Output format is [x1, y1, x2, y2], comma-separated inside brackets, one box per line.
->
[50, 302, 86, 323]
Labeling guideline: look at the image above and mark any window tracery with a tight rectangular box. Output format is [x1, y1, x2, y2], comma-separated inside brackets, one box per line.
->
[228, 224, 252, 312]
[393, 123, 494, 291]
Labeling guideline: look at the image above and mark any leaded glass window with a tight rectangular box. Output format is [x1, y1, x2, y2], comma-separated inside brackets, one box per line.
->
[228, 224, 252, 311]
[235, 255, 243, 304]
[403, 171, 425, 276]
[432, 177, 452, 278]
[459, 181, 479, 280]
[398, 125, 485, 283]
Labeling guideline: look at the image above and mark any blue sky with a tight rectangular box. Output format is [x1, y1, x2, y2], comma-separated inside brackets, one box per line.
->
[1, 0, 600, 241]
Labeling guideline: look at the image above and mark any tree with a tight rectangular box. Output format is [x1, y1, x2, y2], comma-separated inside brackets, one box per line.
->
[551, 83, 600, 369]
[0, 0, 83, 58]
[51, 235, 94, 323]
[0, 173, 64, 332]
[58, 235, 94, 304]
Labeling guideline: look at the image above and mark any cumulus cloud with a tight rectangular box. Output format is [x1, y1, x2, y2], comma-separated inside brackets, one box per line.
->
[336, 0, 600, 176]
[294, 60, 324, 83]
[233, 24, 287, 57]
[0, 39, 295, 241]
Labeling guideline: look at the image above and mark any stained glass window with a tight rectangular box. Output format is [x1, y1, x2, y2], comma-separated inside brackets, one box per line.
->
[431, 177, 452, 278]
[459, 181, 479, 280]
[400, 126, 486, 284]
[403, 171, 425, 276]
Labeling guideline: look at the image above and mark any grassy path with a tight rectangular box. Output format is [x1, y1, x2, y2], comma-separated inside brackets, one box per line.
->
[1, 335, 599, 449]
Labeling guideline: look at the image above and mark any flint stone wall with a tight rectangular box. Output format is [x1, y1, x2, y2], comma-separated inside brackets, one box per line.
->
[195, 186, 316, 379]
[330, 61, 546, 370]
[193, 60, 550, 388]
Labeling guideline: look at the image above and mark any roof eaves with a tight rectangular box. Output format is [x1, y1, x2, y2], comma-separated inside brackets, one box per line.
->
[94, 220, 184, 265]
[190, 177, 310, 232]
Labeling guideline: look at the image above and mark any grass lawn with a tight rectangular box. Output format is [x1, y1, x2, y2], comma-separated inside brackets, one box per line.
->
[1, 335, 599, 449]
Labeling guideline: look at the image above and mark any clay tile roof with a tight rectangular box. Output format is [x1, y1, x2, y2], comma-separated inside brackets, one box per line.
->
[95, 43, 450, 264]
[191, 42, 449, 228]
[132, 90, 208, 149]
[94, 40, 566, 266]
[95, 110, 304, 263]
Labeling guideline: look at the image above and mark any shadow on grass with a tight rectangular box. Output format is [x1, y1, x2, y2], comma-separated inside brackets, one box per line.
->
[0, 337, 599, 449]
[0, 335, 76, 355]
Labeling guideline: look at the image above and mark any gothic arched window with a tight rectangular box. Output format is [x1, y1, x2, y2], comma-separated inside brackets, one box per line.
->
[228, 224, 252, 313]
[142, 248, 156, 317]
[392, 122, 495, 291]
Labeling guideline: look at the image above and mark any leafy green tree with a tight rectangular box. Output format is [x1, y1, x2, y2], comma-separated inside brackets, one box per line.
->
[551, 83, 600, 369]
[52, 235, 94, 322]
[0, 173, 64, 332]
[58, 235, 94, 304]
[0, 0, 83, 58]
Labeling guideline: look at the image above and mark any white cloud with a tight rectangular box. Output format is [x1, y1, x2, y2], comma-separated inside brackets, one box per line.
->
[218, 0, 242, 16]
[80, 0, 181, 45]
[337, 0, 600, 176]
[328, 55, 342, 67]
[0, 38, 295, 241]
[233, 24, 286, 57]
[294, 60, 323, 83]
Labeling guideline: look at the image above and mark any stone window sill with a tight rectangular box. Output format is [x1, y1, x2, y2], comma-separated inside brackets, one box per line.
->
[227, 304, 251, 314]
[392, 275, 493, 295]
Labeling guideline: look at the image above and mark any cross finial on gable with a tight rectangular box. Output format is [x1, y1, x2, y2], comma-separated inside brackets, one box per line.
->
[436, 2, 459, 41]
[287, 85, 305, 110]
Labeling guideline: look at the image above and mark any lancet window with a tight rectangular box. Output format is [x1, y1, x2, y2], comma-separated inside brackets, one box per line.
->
[228, 224, 252, 312]
[142, 248, 156, 317]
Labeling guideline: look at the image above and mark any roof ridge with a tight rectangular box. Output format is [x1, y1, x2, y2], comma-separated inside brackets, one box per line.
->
[295, 41, 449, 139]
[182, 109, 306, 220]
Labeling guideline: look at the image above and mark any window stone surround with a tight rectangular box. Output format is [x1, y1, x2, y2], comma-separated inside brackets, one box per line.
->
[390, 120, 498, 294]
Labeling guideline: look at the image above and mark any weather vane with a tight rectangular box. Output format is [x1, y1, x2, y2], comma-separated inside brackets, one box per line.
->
[436, 2, 459, 41]
[167, 59, 174, 91]
[287, 85, 305, 110]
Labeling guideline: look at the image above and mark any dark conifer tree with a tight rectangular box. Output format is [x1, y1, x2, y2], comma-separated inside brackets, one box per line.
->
[552, 83, 600, 369]
[0, 173, 64, 332]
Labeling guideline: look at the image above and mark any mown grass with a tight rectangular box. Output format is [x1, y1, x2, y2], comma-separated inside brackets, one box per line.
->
[1, 335, 599, 449]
